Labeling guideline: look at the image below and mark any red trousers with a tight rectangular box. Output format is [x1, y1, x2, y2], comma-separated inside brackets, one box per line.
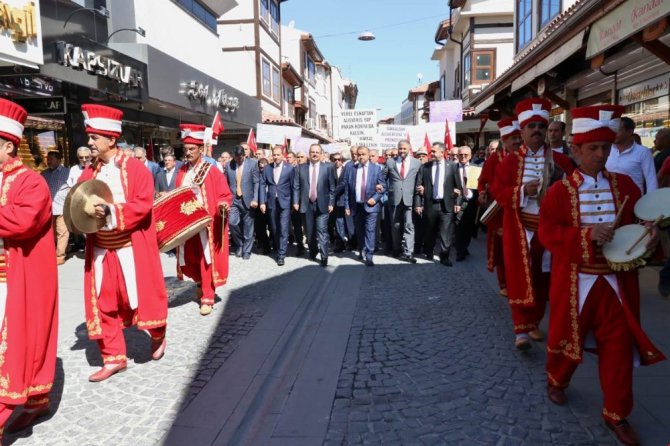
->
[493, 232, 506, 290]
[510, 234, 548, 334]
[546, 276, 633, 424]
[97, 250, 165, 365]
[181, 235, 215, 305]
[0, 395, 49, 437]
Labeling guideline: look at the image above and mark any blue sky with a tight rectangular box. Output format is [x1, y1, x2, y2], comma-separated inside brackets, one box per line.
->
[281, 0, 448, 119]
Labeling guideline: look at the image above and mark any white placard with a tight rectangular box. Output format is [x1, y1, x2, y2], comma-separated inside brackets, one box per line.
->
[292, 136, 319, 153]
[405, 123, 457, 149]
[429, 100, 463, 123]
[376, 125, 410, 151]
[322, 142, 349, 154]
[339, 109, 378, 145]
[256, 124, 302, 145]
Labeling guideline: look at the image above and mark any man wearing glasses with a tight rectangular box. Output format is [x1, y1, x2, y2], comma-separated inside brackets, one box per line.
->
[491, 98, 574, 351]
[330, 152, 349, 252]
[66, 147, 92, 252]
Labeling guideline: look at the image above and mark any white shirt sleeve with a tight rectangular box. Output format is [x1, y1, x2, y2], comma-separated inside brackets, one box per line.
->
[640, 145, 658, 192]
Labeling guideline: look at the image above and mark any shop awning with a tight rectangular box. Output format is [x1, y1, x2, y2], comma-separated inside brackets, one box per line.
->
[511, 30, 585, 93]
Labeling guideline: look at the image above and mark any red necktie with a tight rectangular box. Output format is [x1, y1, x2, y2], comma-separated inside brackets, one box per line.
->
[400, 159, 405, 179]
[309, 164, 317, 202]
[360, 164, 366, 201]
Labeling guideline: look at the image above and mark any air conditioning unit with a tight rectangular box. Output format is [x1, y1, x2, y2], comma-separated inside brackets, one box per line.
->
[306, 118, 316, 129]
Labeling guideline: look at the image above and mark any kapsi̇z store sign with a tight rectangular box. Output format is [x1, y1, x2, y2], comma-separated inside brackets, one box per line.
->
[55, 41, 143, 88]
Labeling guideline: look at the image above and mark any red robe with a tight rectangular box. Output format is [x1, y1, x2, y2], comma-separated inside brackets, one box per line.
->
[175, 161, 233, 287]
[491, 146, 574, 306]
[538, 169, 665, 365]
[478, 150, 505, 272]
[0, 157, 58, 406]
[79, 153, 168, 339]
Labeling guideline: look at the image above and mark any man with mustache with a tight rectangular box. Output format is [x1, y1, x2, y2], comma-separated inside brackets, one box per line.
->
[491, 98, 574, 351]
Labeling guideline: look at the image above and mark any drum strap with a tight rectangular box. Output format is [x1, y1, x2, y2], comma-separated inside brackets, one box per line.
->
[192, 162, 211, 186]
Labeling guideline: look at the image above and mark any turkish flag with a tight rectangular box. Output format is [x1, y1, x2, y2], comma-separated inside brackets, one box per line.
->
[281, 136, 288, 158]
[423, 132, 432, 160]
[211, 111, 225, 138]
[444, 118, 454, 151]
[247, 129, 258, 154]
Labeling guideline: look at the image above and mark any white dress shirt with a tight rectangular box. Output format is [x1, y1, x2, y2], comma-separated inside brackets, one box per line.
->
[606, 142, 657, 194]
[67, 163, 86, 187]
[431, 160, 445, 200]
[274, 162, 283, 184]
[355, 163, 368, 203]
[165, 167, 176, 187]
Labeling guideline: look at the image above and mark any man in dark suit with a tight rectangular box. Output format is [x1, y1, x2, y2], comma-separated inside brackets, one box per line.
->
[293, 144, 335, 266]
[260, 147, 295, 266]
[157, 154, 179, 193]
[225, 145, 260, 260]
[344, 146, 386, 266]
[414, 143, 462, 266]
[330, 152, 350, 252]
[454, 146, 480, 261]
[384, 139, 421, 263]
[134, 147, 162, 194]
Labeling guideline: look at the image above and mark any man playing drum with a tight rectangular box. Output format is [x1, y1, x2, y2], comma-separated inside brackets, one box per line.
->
[538, 105, 665, 446]
[175, 124, 233, 316]
[79, 104, 168, 382]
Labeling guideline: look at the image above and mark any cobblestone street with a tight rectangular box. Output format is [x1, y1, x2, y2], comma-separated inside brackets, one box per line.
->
[6, 238, 670, 445]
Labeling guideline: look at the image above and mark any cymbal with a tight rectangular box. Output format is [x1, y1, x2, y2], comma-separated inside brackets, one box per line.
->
[63, 180, 113, 234]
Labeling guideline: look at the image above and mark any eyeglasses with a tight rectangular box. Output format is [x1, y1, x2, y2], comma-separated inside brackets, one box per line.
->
[526, 122, 547, 130]
[332, 158, 342, 162]
[457, 153, 470, 157]
[298, 155, 307, 158]
[78, 156, 91, 160]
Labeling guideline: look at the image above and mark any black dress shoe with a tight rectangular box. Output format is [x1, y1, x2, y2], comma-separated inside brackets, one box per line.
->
[440, 257, 453, 267]
[309, 253, 317, 261]
[235, 248, 242, 257]
[425, 254, 435, 261]
[242, 254, 251, 260]
[277, 258, 285, 266]
[391, 250, 401, 258]
[296, 247, 305, 256]
[357, 253, 363, 260]
[320, 258, 328, 267]
[399, 254, 417, 264]
[365, 259, 374, 266]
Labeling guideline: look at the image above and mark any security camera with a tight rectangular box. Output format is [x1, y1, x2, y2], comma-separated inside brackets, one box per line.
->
[138, 104, 144, 111]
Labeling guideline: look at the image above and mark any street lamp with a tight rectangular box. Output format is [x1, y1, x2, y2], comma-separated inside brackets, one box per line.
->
[357, 31, 375, 41]
[63, 6, 110, 28]
[104, 27, 146, 45]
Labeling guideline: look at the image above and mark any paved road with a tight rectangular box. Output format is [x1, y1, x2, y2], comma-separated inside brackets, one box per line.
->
[6, 237, 670, 445]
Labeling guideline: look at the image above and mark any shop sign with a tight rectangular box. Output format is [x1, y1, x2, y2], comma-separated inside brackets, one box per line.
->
[180, 81, 240, 112]
[618, 74, 669, 106]
[55, 41, 144, 88]
[0, 0, 43, 67]
[587, 0, 670, 58]
[15, 96, 65, 114]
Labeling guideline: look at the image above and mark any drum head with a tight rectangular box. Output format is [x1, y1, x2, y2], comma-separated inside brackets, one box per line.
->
[159, 216, 212, 253]
[602, 224, 650, 264]
[634, 188, 670, 222]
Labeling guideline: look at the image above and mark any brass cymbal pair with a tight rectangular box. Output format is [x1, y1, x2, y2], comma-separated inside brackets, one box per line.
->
[63, 180, 113, 234]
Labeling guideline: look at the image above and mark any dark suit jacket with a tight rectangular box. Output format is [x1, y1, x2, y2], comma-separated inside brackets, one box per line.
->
[343, 162, 386, 214]
[333, 164, 348, 207]
[260, 162, 294, 210]
[384, 156, 421, 206]
[293, 162, 335, 214]
[414, 160, 463, 213]
[156, 166, 179, 193]
[225, 158, 260, 207]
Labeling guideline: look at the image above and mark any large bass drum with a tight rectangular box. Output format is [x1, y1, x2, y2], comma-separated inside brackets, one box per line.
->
[153, 186, 212, 252]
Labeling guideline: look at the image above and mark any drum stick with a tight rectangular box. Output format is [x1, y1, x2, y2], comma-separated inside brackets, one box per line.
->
[612, 195, 629, 229]
[625, 214, 664, 255]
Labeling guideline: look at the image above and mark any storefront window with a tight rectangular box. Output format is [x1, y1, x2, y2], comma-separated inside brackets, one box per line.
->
[625, 96, 670, 148]
[21, 117, 68, 172]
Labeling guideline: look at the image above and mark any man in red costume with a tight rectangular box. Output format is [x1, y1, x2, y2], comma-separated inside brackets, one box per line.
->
[492, 98, 574, 351]
[79, 104, 168, 382]
[539, 105, 665, 446]
[175, 124, 232, 316]
[0, 99, 58, 438]
[477, 117, 522, 296]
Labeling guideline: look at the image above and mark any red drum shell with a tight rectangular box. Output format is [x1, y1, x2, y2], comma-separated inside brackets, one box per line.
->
[153, 186, 212, 253]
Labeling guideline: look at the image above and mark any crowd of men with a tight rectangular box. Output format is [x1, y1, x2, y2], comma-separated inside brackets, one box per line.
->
[2, 93, 668, 446]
